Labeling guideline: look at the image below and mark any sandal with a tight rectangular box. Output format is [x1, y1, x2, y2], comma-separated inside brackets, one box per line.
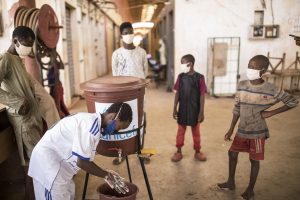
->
[171, 152, 183, 162]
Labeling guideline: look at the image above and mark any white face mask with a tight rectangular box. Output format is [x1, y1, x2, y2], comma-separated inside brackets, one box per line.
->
[15, 41, 32, 58]
[180, 63, 190, 73]
[246, 68, 261, 80]
[122, 34, 134, 44]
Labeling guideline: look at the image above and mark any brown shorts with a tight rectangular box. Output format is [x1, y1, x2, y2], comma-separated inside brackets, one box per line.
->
[230, 135, 265, 161]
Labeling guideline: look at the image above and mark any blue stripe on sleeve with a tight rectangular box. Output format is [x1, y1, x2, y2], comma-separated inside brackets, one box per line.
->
[89, 119, 98, 133]
[45, 188, 51, 200]
[91, 123, 99, 134]
[92, 126, 100, 135]
[72, 151, 90, 161]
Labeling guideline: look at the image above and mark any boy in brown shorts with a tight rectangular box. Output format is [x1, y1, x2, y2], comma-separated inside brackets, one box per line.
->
[218, 55, 298, 200]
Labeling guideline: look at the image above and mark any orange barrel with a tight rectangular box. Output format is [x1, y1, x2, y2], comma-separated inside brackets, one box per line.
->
[80, 76, 147, 157]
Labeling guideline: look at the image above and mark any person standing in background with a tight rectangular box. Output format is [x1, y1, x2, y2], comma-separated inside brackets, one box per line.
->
[112, 22, 148, 79]
[111, 22, 149, 165]
[172, 54, 207, 162]
[0, 26, 43, 200]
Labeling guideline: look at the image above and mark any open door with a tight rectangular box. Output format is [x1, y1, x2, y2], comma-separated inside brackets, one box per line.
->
[207, 37, 240, 96]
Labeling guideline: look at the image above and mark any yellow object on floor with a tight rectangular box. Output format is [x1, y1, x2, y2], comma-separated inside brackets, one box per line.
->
[141, 148, 157, 156]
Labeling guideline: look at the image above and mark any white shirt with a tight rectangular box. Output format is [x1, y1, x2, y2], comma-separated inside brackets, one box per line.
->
[28, 113, 101, 190]
[112, 46, 148, 79]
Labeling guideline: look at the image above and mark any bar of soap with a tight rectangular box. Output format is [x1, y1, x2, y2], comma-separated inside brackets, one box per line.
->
[141, 148, 157, 155]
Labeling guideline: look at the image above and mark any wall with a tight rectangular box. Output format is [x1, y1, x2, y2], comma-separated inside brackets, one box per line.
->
[0, 0, 124, 107]
[0, 0, 13, 49]
[105, 17, 114, 74]
[174, 0, 300, 89]
[157, 0, 175, 91]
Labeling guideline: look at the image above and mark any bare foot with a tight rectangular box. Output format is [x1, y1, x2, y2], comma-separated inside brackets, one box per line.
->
[217, 181, 235, 190]
[241, 189, 254, 200]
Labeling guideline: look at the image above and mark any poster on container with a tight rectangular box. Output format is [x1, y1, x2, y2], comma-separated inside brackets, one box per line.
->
[95, 99, 143, 143]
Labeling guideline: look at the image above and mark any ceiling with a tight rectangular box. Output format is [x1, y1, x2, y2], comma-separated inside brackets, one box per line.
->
[127, 0, 168, 22]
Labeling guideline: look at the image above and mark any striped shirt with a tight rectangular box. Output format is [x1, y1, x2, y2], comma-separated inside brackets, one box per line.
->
[233, 80, 298, 139]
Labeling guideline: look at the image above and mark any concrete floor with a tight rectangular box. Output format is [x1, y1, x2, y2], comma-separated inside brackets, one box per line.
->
[71, 86, 300, 200]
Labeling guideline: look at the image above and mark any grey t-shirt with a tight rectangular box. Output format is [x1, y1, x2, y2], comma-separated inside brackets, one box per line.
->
[234, 80, 298, 139]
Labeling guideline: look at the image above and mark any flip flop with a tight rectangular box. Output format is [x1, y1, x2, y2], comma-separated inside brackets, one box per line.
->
[217, 183, 235, 191]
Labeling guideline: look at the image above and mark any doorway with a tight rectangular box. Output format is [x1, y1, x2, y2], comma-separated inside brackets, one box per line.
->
[207, 37, 240, 96]
[65, 7, 75, 97]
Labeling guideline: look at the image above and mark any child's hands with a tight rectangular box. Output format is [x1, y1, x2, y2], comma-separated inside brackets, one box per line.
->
[198, 114, 204, 123]
[105, 170, 129, 194]
[173, 110, 178, 120]
[224, 130, 233, 141]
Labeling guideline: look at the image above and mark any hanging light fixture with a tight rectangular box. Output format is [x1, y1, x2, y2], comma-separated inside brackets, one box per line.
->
[132, 21, 154, 36]
[141, 4, 157, 22]
[132, 22, 154, 29]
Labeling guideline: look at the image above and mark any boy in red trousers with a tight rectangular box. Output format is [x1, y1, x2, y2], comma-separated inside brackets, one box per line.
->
[171, 54, 207, 162]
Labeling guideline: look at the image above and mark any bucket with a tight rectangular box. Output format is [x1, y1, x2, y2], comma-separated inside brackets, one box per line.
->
[80, 76, 147, 157]
[97, 182, 139, 200]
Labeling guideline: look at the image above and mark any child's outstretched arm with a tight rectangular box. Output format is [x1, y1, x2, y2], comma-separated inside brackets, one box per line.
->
[261, 92, 298, 118]
[173, 91, 179, 120]
[77, 158, 129, 194]
[77, 158, 109, 178]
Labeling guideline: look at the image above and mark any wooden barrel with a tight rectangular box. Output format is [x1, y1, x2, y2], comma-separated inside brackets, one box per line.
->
[80, 76, 147, 157]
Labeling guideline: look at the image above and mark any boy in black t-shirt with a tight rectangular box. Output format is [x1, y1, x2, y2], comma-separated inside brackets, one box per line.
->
[171, 54, 207, 162]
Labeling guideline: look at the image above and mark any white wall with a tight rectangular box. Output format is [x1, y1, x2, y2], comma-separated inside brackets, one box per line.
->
[0, 0, 120, 107]
[174, 0, 300, 84]
[0, 0, 18, 51]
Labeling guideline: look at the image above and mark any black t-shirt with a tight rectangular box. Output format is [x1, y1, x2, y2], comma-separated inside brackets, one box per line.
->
[177, 72, 203, 126]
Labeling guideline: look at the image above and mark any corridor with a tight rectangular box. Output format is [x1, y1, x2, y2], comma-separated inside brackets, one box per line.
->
[0, 0, 300, 200]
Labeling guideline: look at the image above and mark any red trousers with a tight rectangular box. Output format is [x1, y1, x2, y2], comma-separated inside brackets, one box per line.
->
[176, 123, 201, 151]
[50, 82, 70, 118]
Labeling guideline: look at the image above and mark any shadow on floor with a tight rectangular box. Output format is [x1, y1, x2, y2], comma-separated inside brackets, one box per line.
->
[0, 149, 25, 200]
